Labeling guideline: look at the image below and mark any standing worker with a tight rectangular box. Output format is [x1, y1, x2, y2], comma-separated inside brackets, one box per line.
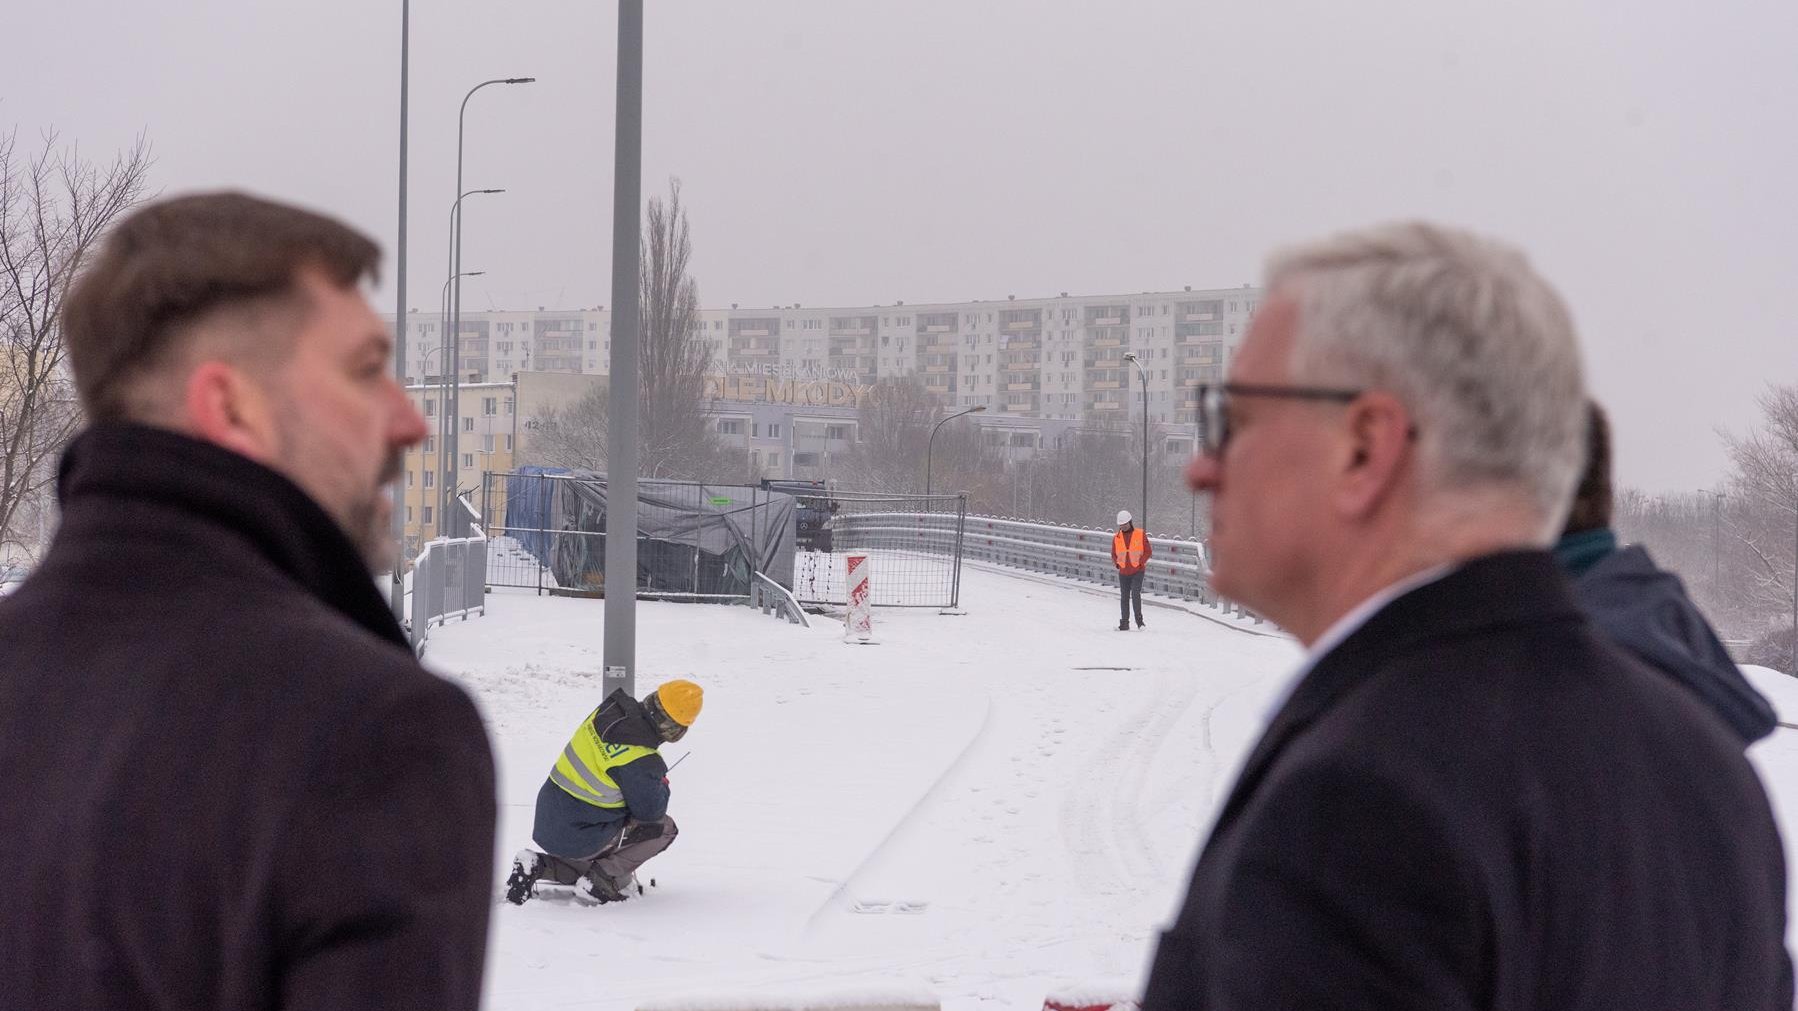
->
[506, 679, 703, 905]
[1113, 509, 1152, 630]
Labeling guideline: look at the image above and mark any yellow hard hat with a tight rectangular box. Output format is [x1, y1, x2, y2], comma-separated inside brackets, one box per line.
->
[654, 679, 704, 728]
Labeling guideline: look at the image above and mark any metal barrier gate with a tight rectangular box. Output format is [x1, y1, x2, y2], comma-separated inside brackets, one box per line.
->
[792, 492, 968, 609]
[409, 521, 488, 655]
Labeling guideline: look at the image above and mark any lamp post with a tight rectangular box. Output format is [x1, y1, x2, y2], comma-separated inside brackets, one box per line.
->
[1123, 351, 1150, 534]
[926, 405, 985, 496]
[437, 270, 484, 533]
[450, 77, 533, 537]
[441, 187, 498, 533]
[602, 3, 643, 698]
[1191, 387, 1200, 539]
[389, 0, 412, 620]
[445, 189, 503, 313]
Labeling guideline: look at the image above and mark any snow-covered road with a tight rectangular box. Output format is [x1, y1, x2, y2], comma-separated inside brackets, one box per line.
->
[426, 565, 1300, 1011]
[423, 564, 1798, 1011]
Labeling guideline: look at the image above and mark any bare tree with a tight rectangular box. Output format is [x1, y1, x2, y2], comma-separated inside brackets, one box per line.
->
[1721, 384, 1798, 647]
[638, 178, 723, 479]
[841, 375, 936, 492]
[522, 179, 723, 480]
[526, 384, 608, 472]
[0, 130, 151, 559]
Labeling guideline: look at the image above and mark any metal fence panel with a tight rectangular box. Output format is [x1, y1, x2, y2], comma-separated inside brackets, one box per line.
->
[482, 472, 795, 601]
[794, 492, 967, 608]
[407, 525, 490, 654]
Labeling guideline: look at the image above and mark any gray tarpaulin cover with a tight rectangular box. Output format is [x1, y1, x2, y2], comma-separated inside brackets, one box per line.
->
[505, 468, 796, 594]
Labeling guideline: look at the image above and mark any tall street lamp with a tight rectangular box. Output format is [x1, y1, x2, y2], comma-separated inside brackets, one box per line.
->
[445, 188, 504, 305]
[450, 77, 533, 535]
[437, 270, 484, 531]
[389, 0, 413, 620]
[1191, 382, 1200, 539]
[603, 3, 644, 698]
[442, 189, 500, 529]
[926, 405, 985, 496]
[1123, 351, 1150, 534]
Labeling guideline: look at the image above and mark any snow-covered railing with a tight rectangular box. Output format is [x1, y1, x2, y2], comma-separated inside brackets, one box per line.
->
[835, 511, 1261, 623]
[410, 520, 488, 655]
[749, 571, 810, 627]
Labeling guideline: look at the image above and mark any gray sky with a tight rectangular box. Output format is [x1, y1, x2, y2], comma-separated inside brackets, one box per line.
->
[7, 0, 1794, 493]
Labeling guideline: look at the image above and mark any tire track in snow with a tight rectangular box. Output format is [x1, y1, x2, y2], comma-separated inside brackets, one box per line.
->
[1058, 671, 1205, 898]
[803, 695, 996, 930]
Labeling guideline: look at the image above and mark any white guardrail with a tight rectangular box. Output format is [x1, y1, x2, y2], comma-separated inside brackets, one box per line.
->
[410, 498, 490, 655]
[750, 571, 811, 627]
[830, 512, 1263, 623]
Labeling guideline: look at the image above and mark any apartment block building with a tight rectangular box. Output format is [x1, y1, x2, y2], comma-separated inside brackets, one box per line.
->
[387, 283, 1260, 430]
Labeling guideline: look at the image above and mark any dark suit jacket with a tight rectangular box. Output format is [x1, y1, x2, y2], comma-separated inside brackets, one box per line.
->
[1143, 551, 1791, 1010]
[0, 425, 497, 1010]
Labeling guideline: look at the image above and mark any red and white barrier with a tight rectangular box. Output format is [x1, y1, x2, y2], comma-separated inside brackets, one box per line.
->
[843, 552, 875, 644]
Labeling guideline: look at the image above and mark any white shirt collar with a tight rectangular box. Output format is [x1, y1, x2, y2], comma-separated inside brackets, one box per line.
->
[1260, 563, 1456, 725]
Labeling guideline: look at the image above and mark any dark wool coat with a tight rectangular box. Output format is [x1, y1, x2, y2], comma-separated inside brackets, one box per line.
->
[1143, 551, 1791, 1011]
[1573, 542, 1777, 744]
[0, 424, 496, 1010]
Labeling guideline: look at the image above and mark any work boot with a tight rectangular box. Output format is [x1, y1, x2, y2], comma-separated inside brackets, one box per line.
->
[1117, 619, 1130, 631]
[505, 849, 544, 906]
[580, 869, 630, 904]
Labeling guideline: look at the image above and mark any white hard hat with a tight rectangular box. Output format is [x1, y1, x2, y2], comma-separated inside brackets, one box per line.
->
[1117, 510, 1132, 526]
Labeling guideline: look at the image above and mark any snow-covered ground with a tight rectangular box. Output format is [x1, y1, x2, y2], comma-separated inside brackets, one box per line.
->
[421, 566, 1798, 1011]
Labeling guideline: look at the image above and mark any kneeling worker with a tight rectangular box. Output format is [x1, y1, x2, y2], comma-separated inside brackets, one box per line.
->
[506, 679, 703, 905]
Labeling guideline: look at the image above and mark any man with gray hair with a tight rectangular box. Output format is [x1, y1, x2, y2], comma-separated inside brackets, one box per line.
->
[1143, 223, 1790, 1009]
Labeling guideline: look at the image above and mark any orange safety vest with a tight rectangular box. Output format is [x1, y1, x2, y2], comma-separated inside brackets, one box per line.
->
[1113, 527, 1149, 575]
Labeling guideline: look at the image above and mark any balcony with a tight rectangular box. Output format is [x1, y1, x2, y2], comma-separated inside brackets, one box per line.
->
[925, 364, 950, 374]
[829, 327, 871, 336]
[1089, 379, 1122, 390]
[1005, 402, 1037, 414]
[924, 324, 953, 333]
[732, 346, 776, 357]
[1005, 381, 1039, 392]
[733, 327, 772, 337]
[1181, 312, 1216, 322]
[1089, 335, 1122, 348]
[1086, 401, 1123, 412]
[1088, 315, 1123, 326]
[1004, 321, 1036, 331]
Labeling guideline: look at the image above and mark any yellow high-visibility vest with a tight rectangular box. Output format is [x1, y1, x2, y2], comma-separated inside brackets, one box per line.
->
[550, 707, 658, 809]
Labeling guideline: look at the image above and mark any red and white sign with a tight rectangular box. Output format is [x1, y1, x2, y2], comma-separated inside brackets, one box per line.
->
[844, 552, 875, 643]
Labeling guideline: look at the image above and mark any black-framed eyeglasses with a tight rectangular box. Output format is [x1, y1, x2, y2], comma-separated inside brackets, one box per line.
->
[1194, 382, 1364, 456]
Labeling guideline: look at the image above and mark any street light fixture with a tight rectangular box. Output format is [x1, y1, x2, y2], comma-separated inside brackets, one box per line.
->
[1123, 351, 1150, 535]
[450, 77, 534, 536]
[926, 405, 985, 496]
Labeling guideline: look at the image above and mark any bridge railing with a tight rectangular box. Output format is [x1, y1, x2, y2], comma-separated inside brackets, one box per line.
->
[833, 512, 1263, 623]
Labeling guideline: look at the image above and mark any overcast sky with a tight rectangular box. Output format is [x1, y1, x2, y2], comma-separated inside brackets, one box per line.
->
[6, 0, 1794, 493]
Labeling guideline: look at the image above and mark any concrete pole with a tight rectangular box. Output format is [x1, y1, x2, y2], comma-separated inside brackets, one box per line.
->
[603, 0, 644, 699]
[389, 0, 410, 621]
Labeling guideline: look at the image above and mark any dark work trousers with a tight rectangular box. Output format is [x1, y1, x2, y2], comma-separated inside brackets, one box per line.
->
[539, 815, 679, 890]
[1119, 570, 1145, 625]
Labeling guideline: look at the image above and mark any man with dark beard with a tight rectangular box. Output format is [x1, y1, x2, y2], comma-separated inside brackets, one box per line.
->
[0, 193, 496, 1010]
